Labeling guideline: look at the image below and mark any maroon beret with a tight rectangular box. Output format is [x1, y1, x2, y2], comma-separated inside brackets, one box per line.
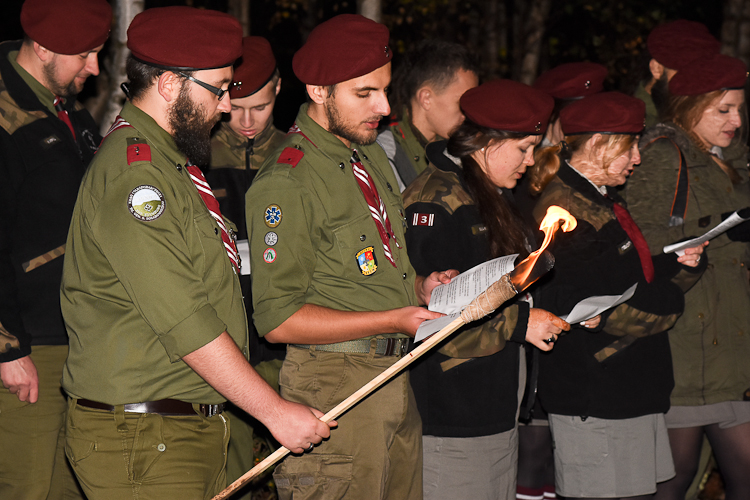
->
[669, 54, 748, 96]
[648, 20, 721, 70]
[460, 80, 554, 135]
[561, 92, 645, 135]
[127, 7, 243, 70]
[293, 14, 392, 86]
[533, 62, 608, 100]
[21, 0, 112, 55]
[230, 37, 277, 99]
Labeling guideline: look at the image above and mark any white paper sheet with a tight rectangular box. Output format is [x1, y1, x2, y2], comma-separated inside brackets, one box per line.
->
[237, 239, 251, 275]
[560, 283, 638, 324]
[663, 211, 749, 255]
[427, 254, 518, 315]
[415, 254, 519, 342]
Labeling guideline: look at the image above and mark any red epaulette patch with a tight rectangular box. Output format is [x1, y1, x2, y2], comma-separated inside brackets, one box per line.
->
[278, 147, 304, 167]
[127, 143, 151, 165]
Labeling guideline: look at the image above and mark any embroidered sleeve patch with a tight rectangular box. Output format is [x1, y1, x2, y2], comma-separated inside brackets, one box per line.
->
[127, 143, 151, 165]
[278, 147, 304, 167]
[411, 213, 435, 227]
[128, 185, 165, 221]
[264, 205, 282, 227]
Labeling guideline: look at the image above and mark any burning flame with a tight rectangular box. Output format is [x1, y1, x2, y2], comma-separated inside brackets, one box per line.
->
[511, 206, 577, 289]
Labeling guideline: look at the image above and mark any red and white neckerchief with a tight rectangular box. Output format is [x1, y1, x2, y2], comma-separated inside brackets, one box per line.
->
[350, 149, 400, 267]
[53, 96, 76, 141]
[185, 161, 240, 273]
[103, 115, 133, 139]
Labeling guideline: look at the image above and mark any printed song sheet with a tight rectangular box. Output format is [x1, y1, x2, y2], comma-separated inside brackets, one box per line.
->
[560, 284, 637, 324]
[663, 211, 749, 255]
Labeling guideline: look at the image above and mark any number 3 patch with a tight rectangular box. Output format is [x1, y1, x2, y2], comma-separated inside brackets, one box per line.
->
[411, 213, 434, 226]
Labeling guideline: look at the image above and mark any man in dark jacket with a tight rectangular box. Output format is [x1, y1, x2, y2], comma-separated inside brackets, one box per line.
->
[0, 0, 111, 498]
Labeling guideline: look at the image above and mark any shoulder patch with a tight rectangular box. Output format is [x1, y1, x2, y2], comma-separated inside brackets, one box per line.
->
[126, 138, 151, 165]
[128, 185, 165, 221]
[277, 146, 304, 167]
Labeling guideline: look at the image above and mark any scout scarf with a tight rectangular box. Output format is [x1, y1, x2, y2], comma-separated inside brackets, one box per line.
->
[351, 149, 400, 267]
[53, 96, 76, 141]
[186, 161, 240, 272]
[611, 201, 654, 283]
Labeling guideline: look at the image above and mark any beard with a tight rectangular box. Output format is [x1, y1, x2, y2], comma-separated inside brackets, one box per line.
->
[651, 73, 671, 122]
[169, 84, 219, 166]
[325, 97, 380, 146]
[42, 60, 81, 98]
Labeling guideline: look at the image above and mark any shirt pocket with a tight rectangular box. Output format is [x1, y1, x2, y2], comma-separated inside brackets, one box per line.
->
[192, 212, 229, 281]
[332, 213, 384, 281]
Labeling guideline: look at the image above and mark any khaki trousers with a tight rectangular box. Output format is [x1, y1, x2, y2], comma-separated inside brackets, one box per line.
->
[273, 345, 422, 500]
[0, 345, 84, 499]
[65, 399, 229, 500]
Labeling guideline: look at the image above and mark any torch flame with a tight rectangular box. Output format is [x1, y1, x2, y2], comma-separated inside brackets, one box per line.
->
[511, 206, 577, 289]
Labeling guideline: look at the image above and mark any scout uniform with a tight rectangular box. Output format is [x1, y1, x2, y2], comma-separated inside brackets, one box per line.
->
[247, 15, 422, 500]
[205, 36, 287, 500]
[0, 1, 110, 498]
[378, 107, 431, 188]
[60, 8, 245, 499]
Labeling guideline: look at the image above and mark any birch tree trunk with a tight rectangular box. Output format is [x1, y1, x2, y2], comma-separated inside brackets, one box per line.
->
[518, 0, 551, 85]
[228, 0, 251, 36]
[721, 0, 750, 66]
[94, 0, 144, 136]
[358, 0, 382, 23]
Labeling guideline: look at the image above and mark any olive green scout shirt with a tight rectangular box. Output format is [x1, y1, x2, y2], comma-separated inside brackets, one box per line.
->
[247, 104, 419, 339]
[61, 102, 248, 405]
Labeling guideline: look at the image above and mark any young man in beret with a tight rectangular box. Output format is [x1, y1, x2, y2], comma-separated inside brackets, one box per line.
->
[205, 36, 287, 500]
[247, 14, 454, 500]
[59, 7, 333, 500]
[0, 0, 111, 498]
[378, 39, 478, 191]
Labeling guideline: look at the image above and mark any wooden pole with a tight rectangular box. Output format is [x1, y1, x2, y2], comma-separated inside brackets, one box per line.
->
[211, 271, 527, 500]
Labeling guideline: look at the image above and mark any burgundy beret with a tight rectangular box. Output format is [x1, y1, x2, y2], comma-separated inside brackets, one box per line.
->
[460, 80, 554, 135]
[293, 14, 392, 86]
[128, 7, 243, 70]
[533, 62, 608, 100]
[230, 37, 277, 99]
[648, 20, 721, 70]
[21, 0, 112, 55]
[669, 54, 748, 96]
[560, 92, 645, 135]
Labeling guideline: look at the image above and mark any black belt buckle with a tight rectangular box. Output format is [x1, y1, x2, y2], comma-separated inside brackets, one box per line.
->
[383, 338, 407, 357]
[200, 403, 224, 417]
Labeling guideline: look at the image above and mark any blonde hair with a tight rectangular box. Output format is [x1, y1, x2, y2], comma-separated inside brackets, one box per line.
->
[528, 134, 637, 195]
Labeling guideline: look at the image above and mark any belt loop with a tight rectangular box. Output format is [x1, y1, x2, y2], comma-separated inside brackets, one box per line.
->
[193, 404, 211, 429]
[68, 398, 78, 429]
[114, 404, 128, 432]
[367, 338, 378, 362]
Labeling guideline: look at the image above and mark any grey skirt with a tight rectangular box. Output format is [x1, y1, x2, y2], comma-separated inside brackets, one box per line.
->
[549, 413, 675, 498]
[665, 400, 750, 429]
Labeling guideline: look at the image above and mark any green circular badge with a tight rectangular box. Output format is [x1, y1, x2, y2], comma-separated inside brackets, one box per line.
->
[128, 185, 165, 221]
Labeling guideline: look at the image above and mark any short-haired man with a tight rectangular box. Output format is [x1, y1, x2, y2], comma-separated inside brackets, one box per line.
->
[378, 39, 478, 190]
[0, 0, 111, 497]
[60, 7, 332, 499]
[635, 20, 720, 127]
[205, 36, 287, 500]
[247, 14, 454, 500]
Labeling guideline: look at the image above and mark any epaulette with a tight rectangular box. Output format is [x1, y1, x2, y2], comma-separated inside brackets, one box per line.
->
[126, 137, 151, 165]
[277, 146, 304, 168]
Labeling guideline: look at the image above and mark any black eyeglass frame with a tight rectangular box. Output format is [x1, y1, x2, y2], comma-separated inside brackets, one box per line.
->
[177, 72, 229, 101]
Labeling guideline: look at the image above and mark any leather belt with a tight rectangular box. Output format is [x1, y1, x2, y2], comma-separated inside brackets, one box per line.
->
[76, 398, 224, 417]
[293, 337, 409, 357]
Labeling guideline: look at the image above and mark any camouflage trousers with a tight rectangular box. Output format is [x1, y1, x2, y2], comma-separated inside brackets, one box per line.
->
[0, 345, 85, 499]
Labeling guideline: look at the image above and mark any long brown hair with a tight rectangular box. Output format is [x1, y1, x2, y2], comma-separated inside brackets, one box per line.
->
[665, 90, 742, 184]
[447, 119, 532, 258]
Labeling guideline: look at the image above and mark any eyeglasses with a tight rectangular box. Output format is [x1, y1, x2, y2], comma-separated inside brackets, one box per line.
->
[177, 72, 229, 101]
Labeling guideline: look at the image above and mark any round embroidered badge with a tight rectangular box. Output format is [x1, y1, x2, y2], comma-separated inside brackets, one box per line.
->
[263, 248, 277, 263]
[128, 185, 165, 221]
[264, 231, 278, 246]
[264, 204, 282, 228]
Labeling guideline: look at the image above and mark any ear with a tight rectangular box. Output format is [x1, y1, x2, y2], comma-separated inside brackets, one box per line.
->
[649, 59, 664, 81]
[274, 77, 282, 96]
[306, 84, 328, 105]
[157, 71, 182, 103]
[33, 41, 53, 63]
[415, 86, 432, 110]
